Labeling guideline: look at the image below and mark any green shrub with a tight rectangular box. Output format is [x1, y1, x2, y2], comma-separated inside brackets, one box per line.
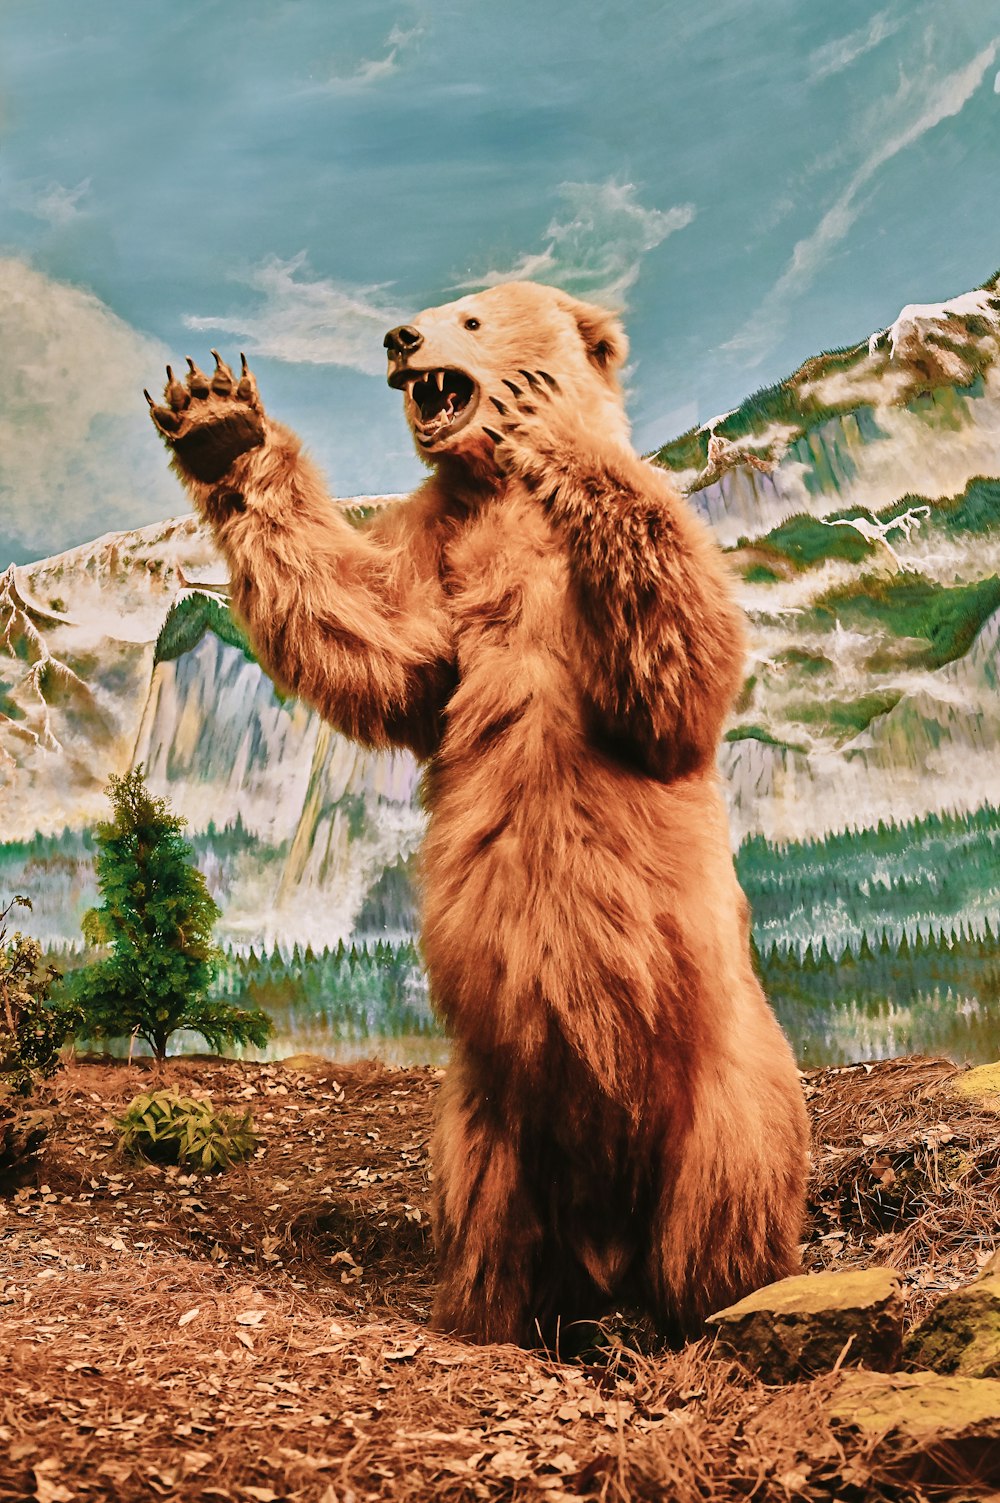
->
[1, 895, 81, 1187]
[115, 1089, 256, 1171]
[1, 896, 80, 1096]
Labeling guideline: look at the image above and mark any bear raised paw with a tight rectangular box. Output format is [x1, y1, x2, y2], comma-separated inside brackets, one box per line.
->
[149, 280, 809, 1345]
[146, 353, 265, 486]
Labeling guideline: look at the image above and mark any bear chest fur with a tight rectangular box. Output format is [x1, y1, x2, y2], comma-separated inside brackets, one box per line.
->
[430, 489, 586, 792]
[440, 490, 569, 658]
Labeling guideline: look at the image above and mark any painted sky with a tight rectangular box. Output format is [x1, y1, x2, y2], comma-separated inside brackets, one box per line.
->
[2, 0, 999, 562]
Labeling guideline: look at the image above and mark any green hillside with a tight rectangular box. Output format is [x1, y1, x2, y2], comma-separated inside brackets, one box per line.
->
[155, 592, 256, 667]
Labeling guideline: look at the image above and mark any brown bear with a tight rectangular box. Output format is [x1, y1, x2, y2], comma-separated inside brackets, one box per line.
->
[147, 280, 809, 1345]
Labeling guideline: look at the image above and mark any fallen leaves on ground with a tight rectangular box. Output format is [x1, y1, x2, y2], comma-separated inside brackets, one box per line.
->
[0, 1052, 995, 1501]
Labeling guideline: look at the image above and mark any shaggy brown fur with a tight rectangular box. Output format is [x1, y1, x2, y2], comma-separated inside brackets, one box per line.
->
[148, 281, 809, 1344]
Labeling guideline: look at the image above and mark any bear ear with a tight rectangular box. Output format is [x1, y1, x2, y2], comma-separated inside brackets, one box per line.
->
[557, 293, 629, 378]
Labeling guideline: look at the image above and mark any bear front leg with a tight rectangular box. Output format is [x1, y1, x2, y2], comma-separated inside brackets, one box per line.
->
[146, 354, 456, 758]
[431, 1056, 543, 1345]
[484, 375, 746, 780]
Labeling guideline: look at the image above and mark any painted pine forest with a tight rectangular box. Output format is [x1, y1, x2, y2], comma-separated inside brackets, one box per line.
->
[6, 798, 998, 1067]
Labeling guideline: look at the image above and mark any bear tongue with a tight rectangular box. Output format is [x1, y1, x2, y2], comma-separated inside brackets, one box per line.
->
[421, 390, 457, 427]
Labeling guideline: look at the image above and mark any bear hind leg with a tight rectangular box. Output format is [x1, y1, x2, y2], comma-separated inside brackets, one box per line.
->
[431, 1066, 544, 1346]
[643, 1106, 806, 1334]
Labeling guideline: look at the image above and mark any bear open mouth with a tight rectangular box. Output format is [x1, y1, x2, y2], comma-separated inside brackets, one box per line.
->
[388, 367, 479, 445]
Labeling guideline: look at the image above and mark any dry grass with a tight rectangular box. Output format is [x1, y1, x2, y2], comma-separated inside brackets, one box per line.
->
[803, 1057, 1000, 1319]
[1, 1052, 998, 1502]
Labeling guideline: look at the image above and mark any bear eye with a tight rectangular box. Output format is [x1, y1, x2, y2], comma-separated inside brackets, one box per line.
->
[464, 317, 481, 331]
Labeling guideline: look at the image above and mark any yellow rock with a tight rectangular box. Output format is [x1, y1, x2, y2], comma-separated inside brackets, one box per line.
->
[948, 1060, 1000, 1110]
[833, 1370, 1000, 1434]
[830, 1371, 1000, 1483]
[278, 1052, 335, 1073]
[906, 1269, 1000, 1378]
[706, 1267, 903, 1381]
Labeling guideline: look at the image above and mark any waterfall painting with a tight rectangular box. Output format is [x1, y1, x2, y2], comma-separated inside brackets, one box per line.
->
[2, 3, 999, 1065]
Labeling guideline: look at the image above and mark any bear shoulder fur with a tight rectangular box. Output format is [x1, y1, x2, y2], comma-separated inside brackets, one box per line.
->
[149, 280, 809, 1343]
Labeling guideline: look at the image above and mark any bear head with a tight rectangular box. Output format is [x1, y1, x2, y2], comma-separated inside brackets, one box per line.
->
[384, 281, 630, 468]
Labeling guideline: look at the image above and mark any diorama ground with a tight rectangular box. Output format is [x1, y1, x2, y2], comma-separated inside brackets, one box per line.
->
[1, 1052, 998, 1503]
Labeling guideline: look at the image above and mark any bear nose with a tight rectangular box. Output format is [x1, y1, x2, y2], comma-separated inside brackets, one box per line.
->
[383, 324, 424, 356]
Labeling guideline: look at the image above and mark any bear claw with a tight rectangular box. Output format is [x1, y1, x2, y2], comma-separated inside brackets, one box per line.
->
[164, 366, 191, 411]
[210, 350, 235, 396]
[146, 392, 181, 434]
[185, 358, 211, 397]
[236, 353, 257, 402]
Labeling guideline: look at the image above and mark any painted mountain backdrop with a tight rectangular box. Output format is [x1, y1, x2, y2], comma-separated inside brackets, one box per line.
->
[2, 271, 999, 1062]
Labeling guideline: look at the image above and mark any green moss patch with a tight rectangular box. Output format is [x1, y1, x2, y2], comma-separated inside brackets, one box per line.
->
[742, 563, 782, 584]
[812, 572, 1000, 669]
[723, 725, 808, 755]
[0, 678, 24, 720]
[775, 648, 832, 676]
[154, 593, 257, 669]
[787, 690, 903, 738]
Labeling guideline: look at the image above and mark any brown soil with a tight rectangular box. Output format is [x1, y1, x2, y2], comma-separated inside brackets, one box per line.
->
[1, 1051, 997, 1502]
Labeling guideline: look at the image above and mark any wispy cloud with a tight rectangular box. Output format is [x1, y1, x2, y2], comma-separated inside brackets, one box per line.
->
[15, 177, 92, 229]
[184, 254, 407, 375]
[725, 42, 998, 366]
[809, 11, 902, 83]
[454, 180, 696, 307]
[326, 21, 424, 91]
[0, 257, 175, 557]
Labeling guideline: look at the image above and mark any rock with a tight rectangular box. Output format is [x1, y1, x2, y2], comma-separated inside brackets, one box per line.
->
[830, 1371, 1000, 1485]
[947, 1060, 1000, 1111]
[905, 1265, 1000, 1378]
[279, 1053, 334, 1073]
[706, 1266, 902, 1382]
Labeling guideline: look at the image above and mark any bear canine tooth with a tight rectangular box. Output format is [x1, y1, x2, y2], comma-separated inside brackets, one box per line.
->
[436, 370, 445, 391]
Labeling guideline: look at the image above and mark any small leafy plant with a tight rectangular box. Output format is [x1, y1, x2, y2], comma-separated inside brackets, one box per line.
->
[115, 1089, 256, 1171]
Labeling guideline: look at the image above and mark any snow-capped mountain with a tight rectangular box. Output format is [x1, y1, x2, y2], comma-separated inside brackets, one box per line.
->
[2, 271, 999, 947]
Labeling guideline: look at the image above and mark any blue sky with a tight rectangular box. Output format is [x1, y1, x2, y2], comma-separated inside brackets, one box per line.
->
[2, 0, 999, 560]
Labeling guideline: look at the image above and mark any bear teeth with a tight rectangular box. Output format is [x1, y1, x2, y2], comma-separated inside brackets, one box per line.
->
[397, 367, 477, 439]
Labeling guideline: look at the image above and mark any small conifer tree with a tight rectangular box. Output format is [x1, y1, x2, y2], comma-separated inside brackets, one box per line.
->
[70, 768, 272, 1060]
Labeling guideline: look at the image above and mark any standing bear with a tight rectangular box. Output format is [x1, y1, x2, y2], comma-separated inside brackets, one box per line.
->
[147, 280, 809, 1344]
